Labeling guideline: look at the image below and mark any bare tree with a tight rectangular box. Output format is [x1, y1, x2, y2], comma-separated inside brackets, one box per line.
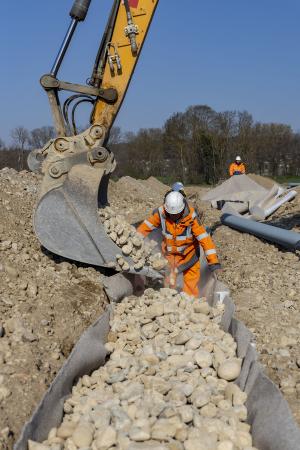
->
[108, 126, 122, 145]
[10, 126, 29, 170]
[28, 126, 56, 149]
[164, 112, 189, 183]
[11, 126, 29, 150]
[50, 104, 300, 182]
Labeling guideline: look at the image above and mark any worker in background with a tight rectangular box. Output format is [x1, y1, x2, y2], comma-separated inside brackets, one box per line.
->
[137, 191, 221, 298]
[171, 181, 186, 197]
[229, 156, 246, 176]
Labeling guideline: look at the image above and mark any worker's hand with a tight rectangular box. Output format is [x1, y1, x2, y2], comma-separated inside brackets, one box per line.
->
[164, 267, 178, 276]
[170, 267, 179, 284]
[164, 267, 177, 289]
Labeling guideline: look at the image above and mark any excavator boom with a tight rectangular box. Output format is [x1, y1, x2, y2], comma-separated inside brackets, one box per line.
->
[30, 0, 161, 278]
[91, 0, 158, 130]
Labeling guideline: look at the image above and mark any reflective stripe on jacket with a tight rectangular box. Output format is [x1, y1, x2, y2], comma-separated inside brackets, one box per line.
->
[137, 204, 219, 272]
[229, 162, 246, 176]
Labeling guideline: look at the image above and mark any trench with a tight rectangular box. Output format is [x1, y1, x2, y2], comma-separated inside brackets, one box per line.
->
[15, 254, 300, 450]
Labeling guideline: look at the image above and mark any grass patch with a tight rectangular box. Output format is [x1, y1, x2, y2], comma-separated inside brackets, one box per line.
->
[273, 175, 300, 184]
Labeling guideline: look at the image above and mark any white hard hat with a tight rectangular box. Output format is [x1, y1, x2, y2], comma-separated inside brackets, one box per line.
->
[171, 181, 184, 192]
[164, 191, 185, 215]
[235, 155, 242, 161]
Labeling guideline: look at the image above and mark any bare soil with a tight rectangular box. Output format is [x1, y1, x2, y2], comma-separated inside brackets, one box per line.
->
[0, 169, 108, 448]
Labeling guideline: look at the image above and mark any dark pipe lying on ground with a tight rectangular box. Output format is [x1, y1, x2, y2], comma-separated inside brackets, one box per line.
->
[221, 213, 300, 250]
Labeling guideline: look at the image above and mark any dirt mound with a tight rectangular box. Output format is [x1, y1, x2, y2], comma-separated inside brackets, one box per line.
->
[141, 176, 170, 195]
[0, 168, 108, 449]
[247, 173, 277, 190]
[115, 176, 168, 201]
[108, 176, 168, 224]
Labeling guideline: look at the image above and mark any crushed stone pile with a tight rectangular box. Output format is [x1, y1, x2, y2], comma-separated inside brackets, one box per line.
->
[0, 169, 167, 450]
[98, 207, 168, 272]
[29, 288, 258, 450]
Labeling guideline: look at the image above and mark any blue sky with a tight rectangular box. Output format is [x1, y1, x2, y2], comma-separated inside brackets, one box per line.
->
[1, 0, 300, 143]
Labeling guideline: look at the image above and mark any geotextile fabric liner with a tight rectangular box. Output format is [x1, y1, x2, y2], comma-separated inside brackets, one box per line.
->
[15, 266, 300, 450]
[15, 311, 110, 449]
[201, 175, 269, 203]
[201, 174, 297, 222]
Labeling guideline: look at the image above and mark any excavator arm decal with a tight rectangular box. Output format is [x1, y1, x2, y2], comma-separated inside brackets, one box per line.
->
[128, 0, 140, 8]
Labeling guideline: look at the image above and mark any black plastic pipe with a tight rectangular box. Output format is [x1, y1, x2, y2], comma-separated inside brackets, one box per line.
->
[221, 213, 300, 250]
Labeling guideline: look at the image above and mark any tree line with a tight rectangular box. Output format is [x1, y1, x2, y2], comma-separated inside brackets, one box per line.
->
[0, 126, 55, 171]
[1, 105, 300, 183]
[111, 105, 300, 184]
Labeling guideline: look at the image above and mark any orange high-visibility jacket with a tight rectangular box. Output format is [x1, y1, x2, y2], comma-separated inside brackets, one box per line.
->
[229, 162, 246, 176]
[137, 205, 219, 273]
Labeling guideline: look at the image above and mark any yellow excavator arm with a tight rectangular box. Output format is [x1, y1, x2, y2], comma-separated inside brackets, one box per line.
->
[28, 0, 160, 278]
[92, 0, 158, 130]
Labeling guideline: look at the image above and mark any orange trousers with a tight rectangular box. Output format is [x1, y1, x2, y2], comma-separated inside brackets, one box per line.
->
[165, 256, 200, 298]
[182, 260, 200, 297]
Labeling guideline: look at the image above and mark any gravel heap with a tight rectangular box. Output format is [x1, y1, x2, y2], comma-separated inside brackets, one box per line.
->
[29, 289, 257, 450]
[99, 207, 167, 272]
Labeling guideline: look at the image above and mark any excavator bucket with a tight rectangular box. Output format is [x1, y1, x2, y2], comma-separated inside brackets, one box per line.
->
[33, 136, 162, 279]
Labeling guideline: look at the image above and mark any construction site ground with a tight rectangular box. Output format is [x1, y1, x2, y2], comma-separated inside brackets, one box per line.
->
[0, 168, 299, 449]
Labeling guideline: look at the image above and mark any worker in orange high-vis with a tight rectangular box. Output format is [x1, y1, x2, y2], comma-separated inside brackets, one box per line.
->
[137, 191, 221, 298]
[229, 156, 246, 176]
